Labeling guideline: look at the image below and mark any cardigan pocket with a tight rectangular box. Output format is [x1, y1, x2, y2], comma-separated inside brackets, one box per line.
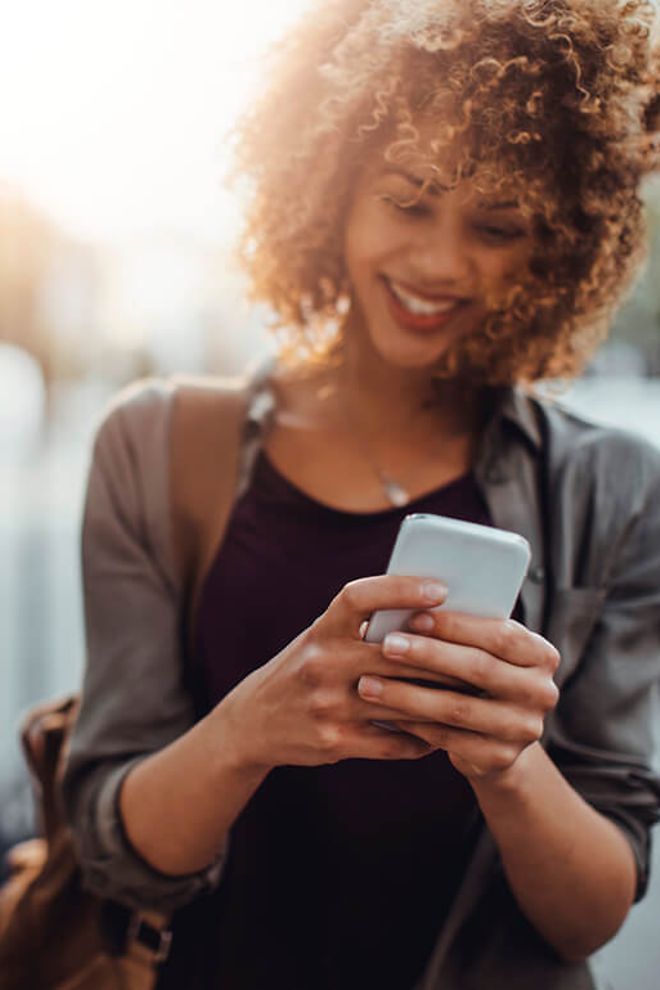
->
[546, 586, 607, 688]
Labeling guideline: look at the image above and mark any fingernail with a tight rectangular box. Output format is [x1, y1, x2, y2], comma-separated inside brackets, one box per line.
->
[358, 675, 383, 698]
[422, 581, 447, 603]
[383, 633, 410, 655]
[409, 612, 434, 633]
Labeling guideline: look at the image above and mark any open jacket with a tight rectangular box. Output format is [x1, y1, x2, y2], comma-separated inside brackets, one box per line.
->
[62, 369, 660, 990]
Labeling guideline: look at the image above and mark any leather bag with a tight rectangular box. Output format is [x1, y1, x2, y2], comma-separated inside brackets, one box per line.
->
[0, 375, 252, 990]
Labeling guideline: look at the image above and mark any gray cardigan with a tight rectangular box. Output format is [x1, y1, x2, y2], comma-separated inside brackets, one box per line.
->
[62, 373, 660, 989]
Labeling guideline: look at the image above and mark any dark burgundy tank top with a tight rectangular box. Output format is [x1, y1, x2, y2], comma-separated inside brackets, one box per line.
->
[189, 449, 494, 990]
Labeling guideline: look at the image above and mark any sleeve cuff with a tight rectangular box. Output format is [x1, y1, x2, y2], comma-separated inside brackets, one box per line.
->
[77, 757, 227, 912]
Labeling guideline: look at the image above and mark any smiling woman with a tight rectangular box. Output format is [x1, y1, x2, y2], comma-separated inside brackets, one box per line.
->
[59, 3, 660, 990]
[340, 144, 535, 370]
[232, 0, 659, 383]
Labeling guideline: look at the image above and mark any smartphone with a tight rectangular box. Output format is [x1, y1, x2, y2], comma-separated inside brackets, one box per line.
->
[365, 513, 531, 644]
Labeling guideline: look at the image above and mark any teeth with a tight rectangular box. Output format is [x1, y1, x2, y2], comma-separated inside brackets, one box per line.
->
[387, 278, 461, 316]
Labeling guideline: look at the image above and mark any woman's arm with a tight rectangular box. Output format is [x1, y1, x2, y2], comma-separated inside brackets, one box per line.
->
[62, 382, 231, 910]
[117, 706, 269, 877]
[357, 603, 653, 962]
[471, 741, 636, 961]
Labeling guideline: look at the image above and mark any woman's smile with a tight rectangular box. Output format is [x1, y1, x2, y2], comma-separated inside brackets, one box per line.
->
[380, 274, 472, 334]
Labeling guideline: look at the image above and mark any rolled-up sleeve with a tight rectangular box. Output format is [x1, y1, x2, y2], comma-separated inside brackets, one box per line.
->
[548, 441, 660, 901]
[61, 379, 226, 911]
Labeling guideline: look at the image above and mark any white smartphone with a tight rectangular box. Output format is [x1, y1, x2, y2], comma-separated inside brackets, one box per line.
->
[365, 512, 531, 645]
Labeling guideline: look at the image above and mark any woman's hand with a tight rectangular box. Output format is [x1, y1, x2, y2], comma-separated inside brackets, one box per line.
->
[215, 576, 456, 773]
[353, 609, 639, 963]
[356, 609, 560, 782]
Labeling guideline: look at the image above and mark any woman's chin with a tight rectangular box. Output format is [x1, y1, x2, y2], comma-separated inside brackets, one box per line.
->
[344, 302, 467, 373]
[366, 330, 456, 372]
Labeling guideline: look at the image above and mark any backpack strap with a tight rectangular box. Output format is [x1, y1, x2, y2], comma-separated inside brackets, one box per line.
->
[168, 373, 254, 656]
[19, 695, 79, 844]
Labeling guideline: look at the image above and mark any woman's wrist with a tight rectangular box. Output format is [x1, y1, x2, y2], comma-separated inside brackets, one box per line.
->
[204, 694, 274, 782]
[466, 741, 541, 803]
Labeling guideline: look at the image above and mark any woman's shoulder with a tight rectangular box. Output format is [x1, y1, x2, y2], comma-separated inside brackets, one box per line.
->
[523, 392, 660, 568]
[529, 389, 660, 486]
[90, 365, 265, 459]
[91, 376, 175, 452]
[85, 379, 176, 510]
[83, 379, 178, 588]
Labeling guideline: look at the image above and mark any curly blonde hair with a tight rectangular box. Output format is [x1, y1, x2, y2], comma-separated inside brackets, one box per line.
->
[230, 0, 660, 384]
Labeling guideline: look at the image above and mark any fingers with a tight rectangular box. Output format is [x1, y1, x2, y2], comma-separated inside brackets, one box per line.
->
[300, 636, 468, 696]
[376, 630, 559, 708]
[357, 677, 546, 745]
[388, 721, 525, 777]
[341, 722, 432, 762]
[365, 654, 470, 691]
[321, 576, 447, 639]
[406, 610, 561, 673]
[346, 693, 450, 724]
[299, 647, 457, 725]
[309, 717, 431, 763]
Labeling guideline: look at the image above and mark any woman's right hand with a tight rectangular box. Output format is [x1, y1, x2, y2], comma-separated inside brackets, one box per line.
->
[214, 575, 450, 772]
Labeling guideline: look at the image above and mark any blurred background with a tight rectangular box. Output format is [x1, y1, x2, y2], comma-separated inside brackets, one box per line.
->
[1, 2, 659, 987]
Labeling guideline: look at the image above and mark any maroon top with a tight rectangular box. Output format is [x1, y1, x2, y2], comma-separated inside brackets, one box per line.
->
[192, 449, 494, 989]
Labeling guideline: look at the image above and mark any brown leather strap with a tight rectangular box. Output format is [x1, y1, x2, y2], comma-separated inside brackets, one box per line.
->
[19, 696, 79, 843]
[168, 373, 252, 657]
[125, 908, 173, 966]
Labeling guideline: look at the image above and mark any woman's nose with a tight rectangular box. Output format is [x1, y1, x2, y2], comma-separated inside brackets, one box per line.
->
[409, 219, 473, 287]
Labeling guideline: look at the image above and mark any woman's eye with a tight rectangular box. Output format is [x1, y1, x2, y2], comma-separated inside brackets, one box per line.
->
[477, 224, 525, 243]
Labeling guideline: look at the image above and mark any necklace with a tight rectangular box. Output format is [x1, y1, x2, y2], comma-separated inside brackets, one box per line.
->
[340, 390, 412, 508]
[322, 359, 482, 509]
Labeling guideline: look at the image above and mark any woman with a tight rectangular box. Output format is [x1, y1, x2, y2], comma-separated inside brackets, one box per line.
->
[63, 1, 660, 987]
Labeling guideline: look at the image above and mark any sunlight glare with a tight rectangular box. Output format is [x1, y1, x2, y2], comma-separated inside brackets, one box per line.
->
[0, 0, 311, 239]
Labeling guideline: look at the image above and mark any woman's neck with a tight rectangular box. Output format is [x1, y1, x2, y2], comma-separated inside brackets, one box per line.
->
[336, 325, 484, 447]
[267, 330, 489, 511]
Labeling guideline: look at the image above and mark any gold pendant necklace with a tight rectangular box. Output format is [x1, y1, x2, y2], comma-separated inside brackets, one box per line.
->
[372, 467, 410, 508]
[340, 391, 412, 508]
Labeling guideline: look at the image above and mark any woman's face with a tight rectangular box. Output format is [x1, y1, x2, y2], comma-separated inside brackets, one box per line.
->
[343, 142, 535, 372]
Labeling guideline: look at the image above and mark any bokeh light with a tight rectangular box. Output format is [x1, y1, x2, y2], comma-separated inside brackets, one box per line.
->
[0, 0, 310, 239]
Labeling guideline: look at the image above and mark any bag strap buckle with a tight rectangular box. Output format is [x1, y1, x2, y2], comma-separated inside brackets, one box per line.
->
[127, 912, 173, 964]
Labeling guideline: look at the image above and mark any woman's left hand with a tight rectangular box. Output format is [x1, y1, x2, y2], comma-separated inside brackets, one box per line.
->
[357, 609, 561, 782]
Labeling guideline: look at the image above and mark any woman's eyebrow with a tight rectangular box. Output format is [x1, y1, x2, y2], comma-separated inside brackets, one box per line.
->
[382, 168, 521, 211]
[381, 166, 443, 194]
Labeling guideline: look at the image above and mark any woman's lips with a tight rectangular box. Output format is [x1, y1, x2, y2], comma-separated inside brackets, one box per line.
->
[380, 276, 469, 333]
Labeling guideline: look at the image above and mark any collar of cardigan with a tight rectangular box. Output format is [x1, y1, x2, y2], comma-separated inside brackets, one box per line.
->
[243, 354, 543, 456]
